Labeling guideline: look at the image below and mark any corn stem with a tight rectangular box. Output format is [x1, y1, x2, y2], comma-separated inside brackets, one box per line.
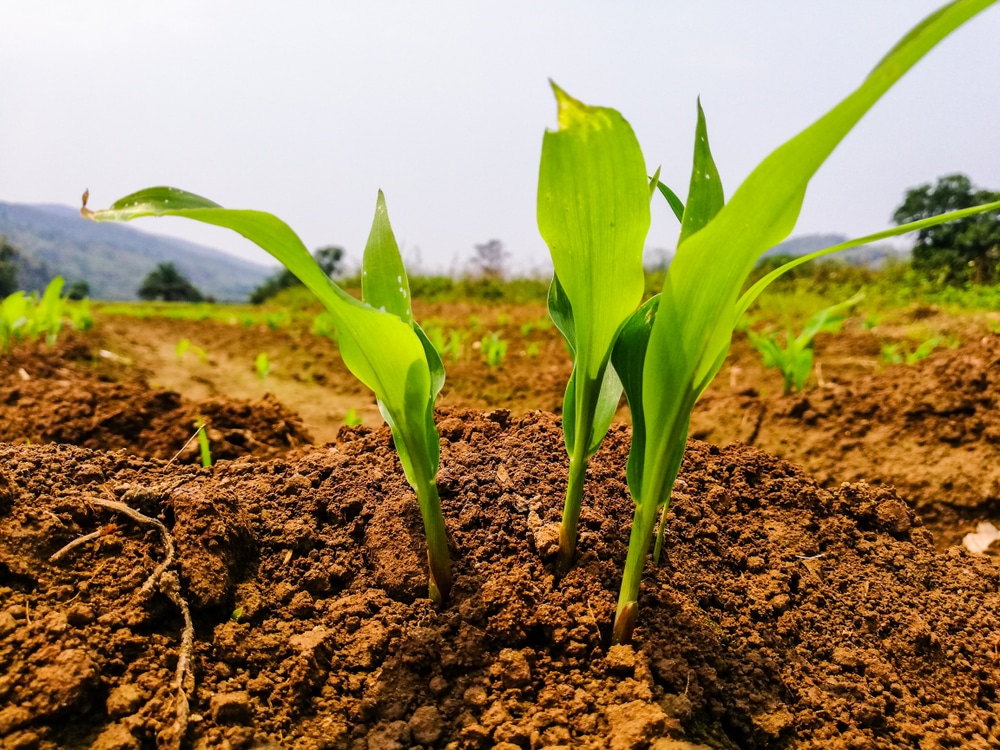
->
[556, 380, 598, 574]
[412, 469, 452, 604]
[612, 419, 687, 644]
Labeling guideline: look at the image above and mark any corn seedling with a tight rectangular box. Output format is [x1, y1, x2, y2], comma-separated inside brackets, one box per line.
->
[265, 310, 290, 331]
[881, 336, 942, 365]
[538, 85, 650, 574]
[255, 352, 270, 381]
[480, 332, 507, 367]
[175, 338, 208, 364]
[426, 325, 447, 356]
[428, 325, 464, 364]
[83, 189, 453, 603]
[1, 277, 76, 351]
[311, 310, 339, 341]
[195, 417, 212, 468]
[344, 408, 363, 427]
[538, 0, 1000, 643]
[524, 342, 541, 359]
[862, 311, 882, 331]
[747, 291, 863, 394]
[0, 291, 28, 352]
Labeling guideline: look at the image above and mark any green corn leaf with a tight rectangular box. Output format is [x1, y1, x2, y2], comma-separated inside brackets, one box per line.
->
[83, 187, 431, 419]
[678, 99, 724, 243]
[539, 82, 648, 390]
[547, 273, 576, 359]
[736, 199, 1000, 319]
[363, 190, 412, 324]
[795, 290, 864, 346]
[655, 181, 685, 222]
[640, 0, 997, 509]
[539, 82, 650, 572]
[610, 294, 660, 502]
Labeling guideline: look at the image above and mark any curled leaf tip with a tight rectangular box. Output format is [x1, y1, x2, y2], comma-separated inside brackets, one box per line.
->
[80, 189, 94, 219]
[550, 83, 593, 131]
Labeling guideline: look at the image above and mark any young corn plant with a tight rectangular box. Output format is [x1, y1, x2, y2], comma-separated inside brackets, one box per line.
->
[746, 290, 864, 394]
[881, 336, 943, 365]
[195, 417, 213, 468]
[538, 83, 649, 574]
[539, 0, 1000, 643]
[1, 277, 71, 351]
[83, 189, 453, 603]
[255, 352, 271, 382]
[480, 332, 508, 367]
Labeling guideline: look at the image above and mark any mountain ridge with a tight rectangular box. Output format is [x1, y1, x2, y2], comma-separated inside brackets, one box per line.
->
[0, 201, 273, 301]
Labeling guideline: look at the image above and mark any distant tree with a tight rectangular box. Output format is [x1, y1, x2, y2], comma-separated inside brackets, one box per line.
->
[470, 239, 509, 280]
[893, 174, 1000, 285]
[0, 236, 19, 297]
[314, 246, 345, 277]
[66, 280, 90, 300]
[249, 245, 345, 304]
[138, 262, 204, 302]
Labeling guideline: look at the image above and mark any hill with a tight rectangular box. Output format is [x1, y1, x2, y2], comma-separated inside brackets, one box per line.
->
[763, 232, 909, 267]
[0, 202, 272, 301]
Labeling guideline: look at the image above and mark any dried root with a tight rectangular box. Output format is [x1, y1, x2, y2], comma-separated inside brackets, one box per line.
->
[50, 484, 195, 750]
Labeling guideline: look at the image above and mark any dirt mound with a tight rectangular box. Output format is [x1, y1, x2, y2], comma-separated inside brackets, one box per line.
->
[693, 334, 1000, 532]
[2, 410, 998, 748]
[0, 336, 313, 462]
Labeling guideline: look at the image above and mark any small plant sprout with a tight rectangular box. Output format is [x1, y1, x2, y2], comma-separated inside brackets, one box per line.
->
[175, 338, 208, 363]
[255, 352, 270, 381]
[747, 291, 864, 394]
[83, 189, 453, 603]
[195, 417, 212, 468]
[1, 276, 74, 351]
[480, 332, 507, 367]
[540, 0, 1000, 644]
[538, 83, 649, 574]
[344, 408, 363, 427]
[881, 336, 943, 365]
[311, 310, 338, 341]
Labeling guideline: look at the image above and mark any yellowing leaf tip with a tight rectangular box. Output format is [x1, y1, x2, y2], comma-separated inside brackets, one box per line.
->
[550, 81, 594, 132]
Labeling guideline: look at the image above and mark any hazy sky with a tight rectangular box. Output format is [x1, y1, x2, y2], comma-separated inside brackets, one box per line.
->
[2, 1, 998, 274]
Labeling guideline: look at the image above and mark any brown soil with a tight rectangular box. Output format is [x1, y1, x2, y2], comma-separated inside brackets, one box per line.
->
[2, 304, 1000, 748]
[0, 336, 311, 463]
[3, 411, 999, 749]
[91, 304, 1000, 547]
[692, 319, 1000, 549]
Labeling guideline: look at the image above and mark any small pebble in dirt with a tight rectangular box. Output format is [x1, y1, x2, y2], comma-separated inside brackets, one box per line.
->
[0, 610, 16, 637]
[498, 648, 532, 689]
[532, 522, 561, 559]
[463, 685, 489, 708]
[365, 720, 411, 750]
[209, 691, 253, 725]
[875, 499, 911, 535]
[605, 700, 670, 750]
[287, 590, 314, 617]
[408, 705, 443, 745]
[606, 644, 636, 676]
[65, 602, 95, 627]
[106, 683, 142, 718]
[428, 675, 449, 696]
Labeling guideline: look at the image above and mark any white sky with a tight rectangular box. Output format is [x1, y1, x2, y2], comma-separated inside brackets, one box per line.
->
[2, 1, 998, 275]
